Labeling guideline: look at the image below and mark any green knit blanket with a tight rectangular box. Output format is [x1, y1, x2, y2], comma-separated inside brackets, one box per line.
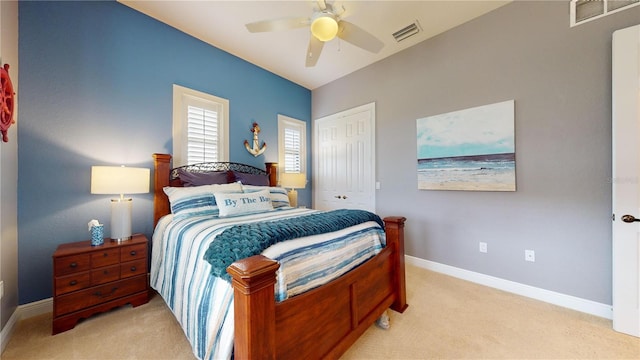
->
[203, 209, 384, 282]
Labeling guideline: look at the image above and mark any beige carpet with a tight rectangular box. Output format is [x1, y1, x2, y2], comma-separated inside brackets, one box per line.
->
[2, 265, 639, 359]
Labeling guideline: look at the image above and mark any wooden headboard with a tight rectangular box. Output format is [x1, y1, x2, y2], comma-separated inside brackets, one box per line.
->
[152, 153, 278, 226]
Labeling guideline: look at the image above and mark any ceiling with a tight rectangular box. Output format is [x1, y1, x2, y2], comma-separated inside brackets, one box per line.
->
[118, 1, 512, 90]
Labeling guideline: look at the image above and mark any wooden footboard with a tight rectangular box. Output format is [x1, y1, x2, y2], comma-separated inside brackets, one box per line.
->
[227, 216, 408, 360]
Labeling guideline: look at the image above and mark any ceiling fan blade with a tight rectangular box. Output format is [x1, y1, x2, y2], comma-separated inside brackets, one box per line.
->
[317, 0, 327, 11]
[305, 35, 324, 67]
[337, 20, 384, 54]
[246, 17, 310, 33]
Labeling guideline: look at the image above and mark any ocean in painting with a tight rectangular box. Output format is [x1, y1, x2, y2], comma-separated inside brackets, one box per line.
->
[417, 153, 516, 191]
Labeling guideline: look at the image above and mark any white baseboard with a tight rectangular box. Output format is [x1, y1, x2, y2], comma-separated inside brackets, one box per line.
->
[406, 255, 613, 319]
[0, 308, 19, 354]
[18, 297, 53, 319]
[0, 298, 52, 354]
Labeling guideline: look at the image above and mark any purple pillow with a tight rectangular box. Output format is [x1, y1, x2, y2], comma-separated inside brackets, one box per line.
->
[232, 171, 269, 186]
[177, 169, 230, 186]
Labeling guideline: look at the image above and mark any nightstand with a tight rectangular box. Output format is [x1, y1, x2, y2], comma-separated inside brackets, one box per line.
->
[52, 233, 149, 334]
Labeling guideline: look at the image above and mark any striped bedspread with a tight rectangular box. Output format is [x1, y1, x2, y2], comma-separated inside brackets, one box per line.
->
[150, 207, 386, 360]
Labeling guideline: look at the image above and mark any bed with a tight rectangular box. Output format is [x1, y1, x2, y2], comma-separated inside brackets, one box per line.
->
[151, 153, 407, 360]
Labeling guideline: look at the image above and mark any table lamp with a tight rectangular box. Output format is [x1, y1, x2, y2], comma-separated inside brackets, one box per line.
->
[91, 165, 150, 241]
[280, 173, 306, 208]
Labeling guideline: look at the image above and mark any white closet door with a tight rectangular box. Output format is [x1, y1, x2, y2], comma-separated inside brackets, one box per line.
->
[612, 24, 640, 338]
[313, 103, 375, 212]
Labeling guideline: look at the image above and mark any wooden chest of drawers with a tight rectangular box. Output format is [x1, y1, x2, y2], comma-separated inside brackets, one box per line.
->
[52, 234, 149, 334]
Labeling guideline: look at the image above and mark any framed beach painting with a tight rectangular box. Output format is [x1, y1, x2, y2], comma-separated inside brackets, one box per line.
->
[416, 100, 516, 191]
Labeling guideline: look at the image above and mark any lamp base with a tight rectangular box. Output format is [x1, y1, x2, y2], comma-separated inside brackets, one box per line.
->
[110, 198, 132, 242]
[287, 189, 298, 208]
[111, 236, 132, 243]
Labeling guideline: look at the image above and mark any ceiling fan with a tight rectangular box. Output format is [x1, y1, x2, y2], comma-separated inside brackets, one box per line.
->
[245, 0, 384, 67]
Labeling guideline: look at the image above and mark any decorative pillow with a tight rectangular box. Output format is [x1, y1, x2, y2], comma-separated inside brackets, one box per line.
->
[214, 189, 274, 217]
[232, 171, 270, 186]
[164, 182, 242, 218]
[242, 185, 291, 209]
[177, 169, 230, 186]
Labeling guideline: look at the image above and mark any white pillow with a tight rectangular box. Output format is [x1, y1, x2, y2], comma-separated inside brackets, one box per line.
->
[241, 185, 291, 209]
[215, 189, 274, 217]
[164, 182, 242, 218]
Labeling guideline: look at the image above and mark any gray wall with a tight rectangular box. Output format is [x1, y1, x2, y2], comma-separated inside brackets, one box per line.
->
[312, 1, 640, 304]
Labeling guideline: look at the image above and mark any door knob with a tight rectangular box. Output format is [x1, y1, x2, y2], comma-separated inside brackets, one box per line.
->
[621, 215, 640, 223]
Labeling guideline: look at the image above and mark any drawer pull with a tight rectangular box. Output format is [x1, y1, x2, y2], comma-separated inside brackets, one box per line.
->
[103, 270, 109, 275]
[103, 253, 108, 257]
[130, 266, 137, 272]
[69, 280, 77, 286]
[70, 262, 77, 268]
[129, 250, 137, 256]
[93, 287, 118, 298]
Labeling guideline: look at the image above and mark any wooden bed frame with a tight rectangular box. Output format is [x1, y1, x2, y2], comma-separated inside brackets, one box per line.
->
[153, 153, 408, 359]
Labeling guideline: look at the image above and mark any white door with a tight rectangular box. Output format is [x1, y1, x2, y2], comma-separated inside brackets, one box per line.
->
[612, 24, 640, 338]
[313, 102, 375, 212]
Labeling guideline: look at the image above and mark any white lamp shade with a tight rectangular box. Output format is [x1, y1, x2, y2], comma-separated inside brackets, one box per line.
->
[91, 166, 150, 195]
[280, 173, 307, 189]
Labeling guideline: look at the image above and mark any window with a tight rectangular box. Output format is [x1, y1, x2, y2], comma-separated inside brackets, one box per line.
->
[172, 84, 229, 166]
[278, 114, 306, 175]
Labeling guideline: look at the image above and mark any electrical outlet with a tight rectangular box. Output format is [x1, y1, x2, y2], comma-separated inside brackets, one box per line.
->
[525, 250, 535, 262]
[479, 242, 488, 253]
[0, 281, 4, 300]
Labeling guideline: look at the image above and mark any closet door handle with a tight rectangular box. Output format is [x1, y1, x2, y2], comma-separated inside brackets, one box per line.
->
[621, 214, 640, 223]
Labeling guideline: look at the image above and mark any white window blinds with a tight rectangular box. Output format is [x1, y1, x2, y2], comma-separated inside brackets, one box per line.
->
[173, 85, 229, 166]
[284, 127, 302, 172]
[187, 105, 219, 164]
[278, 114, 306, 176]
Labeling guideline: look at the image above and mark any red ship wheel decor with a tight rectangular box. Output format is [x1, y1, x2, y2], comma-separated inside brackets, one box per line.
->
[0, 63, 16, 143]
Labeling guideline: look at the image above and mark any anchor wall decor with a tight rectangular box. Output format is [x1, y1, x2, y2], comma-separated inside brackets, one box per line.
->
[244, 122, 267, 157]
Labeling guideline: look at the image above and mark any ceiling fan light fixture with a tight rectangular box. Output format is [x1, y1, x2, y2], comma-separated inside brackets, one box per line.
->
[310, 13, 338, 42]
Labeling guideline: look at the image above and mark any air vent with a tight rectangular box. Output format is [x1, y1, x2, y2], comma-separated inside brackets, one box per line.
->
[392, 21, 421, 42]
[571, 0, 639, 27]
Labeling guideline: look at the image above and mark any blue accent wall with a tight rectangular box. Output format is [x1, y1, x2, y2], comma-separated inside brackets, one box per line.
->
[18, 1, 311, 304]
